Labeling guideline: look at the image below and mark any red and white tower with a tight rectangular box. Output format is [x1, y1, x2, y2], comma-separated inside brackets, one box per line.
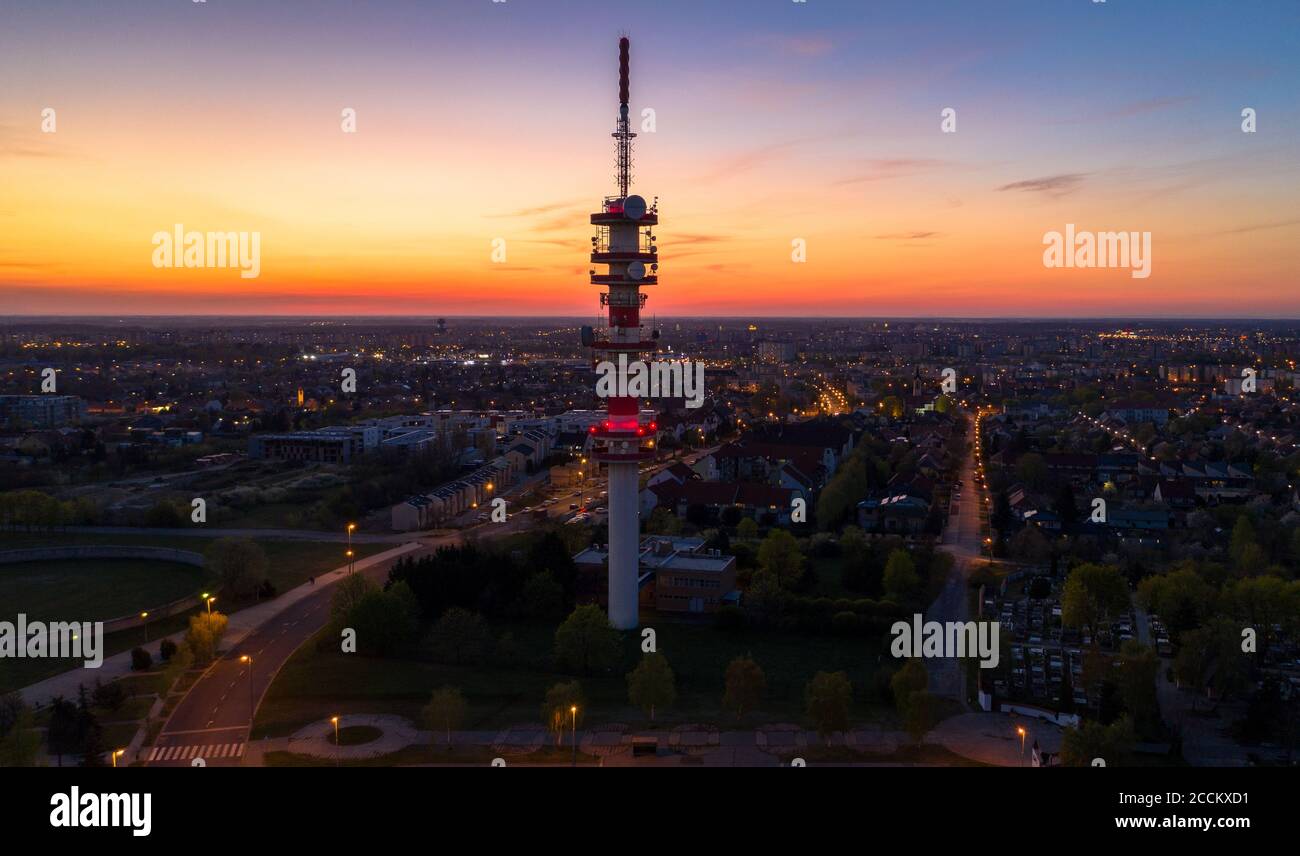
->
[584, 36, 659, 630]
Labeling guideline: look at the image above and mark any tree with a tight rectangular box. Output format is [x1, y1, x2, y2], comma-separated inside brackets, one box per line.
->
[1229, 515, 1256, 567]
[1010, 526, 1052, 564]
[144, 500, 185, 528]
[1114, 642, 1161, 740]
[1061, 563, 1130, 650]
[348, 582, 420, 656]
[804, 671, 853, 737]
[757, 529, 805, 588]
[76, 685, 104, 767]
[890, 658, 928, 708]
[427, 608, 491, 665]
[883, 549, 920, 602]
[512, 573, 565, 619]
[541, 681, 584, 747]
[553, 605, 621, 675]
[901, 690, 935, 744]
[330, 573, 378, 626]
[627, 653, 677, 721]
[130, 647, 153, 672]
[1227, 576, 1300, 664]
[1174, 618, 1249, 708]
[0, 696, 40, 767]
[185, 611, 229, 664]
[736, 518, 759, 541]
[646, 506, 683, 536]
[1136, 566, 1214, 642]
[47, 696, 79, 767]
[722, 655, 766, 721]
[1060, 715, 1135, 766]
[741, 570, 787, 628]
[205, 537, 269, 601]
[422, 686, 467, 749]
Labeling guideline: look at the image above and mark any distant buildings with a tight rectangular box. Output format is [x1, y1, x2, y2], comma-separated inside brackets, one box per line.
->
[391, 457, 515, 531]
[0, 395, 85, 429]
[756, 340, 797, 364]
[573, 535, 738, 615]
[249, 425, 380, 464]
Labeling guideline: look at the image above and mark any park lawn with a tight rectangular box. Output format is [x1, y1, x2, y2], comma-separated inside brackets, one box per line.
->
[0, 559, 211, 623]
[254, 614, 892, 739]
[0, 533, 385, 694]
[0, 531, 385, 594]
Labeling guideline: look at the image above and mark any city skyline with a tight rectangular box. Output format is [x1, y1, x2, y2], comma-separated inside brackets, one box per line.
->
[3, 0, 1298, 317]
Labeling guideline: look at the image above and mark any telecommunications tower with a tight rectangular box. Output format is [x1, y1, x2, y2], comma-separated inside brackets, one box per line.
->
[583, 37, 660, 630]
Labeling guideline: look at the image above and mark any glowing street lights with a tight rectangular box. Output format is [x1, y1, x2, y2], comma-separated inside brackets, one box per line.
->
[239, 655, 255, 728]
[331, 716, 340, 767]
[1017, 725, 1027, 766]
[570, 705, 578, 766]
[203, 594, 216, 615]
[346, 523, 356, 574]
[140, 611, 150, 645]
[112, 748, 125, 767]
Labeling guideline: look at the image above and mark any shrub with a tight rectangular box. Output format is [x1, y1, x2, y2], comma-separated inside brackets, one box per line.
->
[130, 647, 153, 672]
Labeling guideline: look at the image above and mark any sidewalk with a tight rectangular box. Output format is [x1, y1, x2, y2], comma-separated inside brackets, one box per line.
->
[243, 714, 1024, 767]
[18, 541, 423, 707]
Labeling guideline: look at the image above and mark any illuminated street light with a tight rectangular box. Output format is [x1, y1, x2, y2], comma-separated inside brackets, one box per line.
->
[240, 655, 256, 727]
[331, 715, 341, 767]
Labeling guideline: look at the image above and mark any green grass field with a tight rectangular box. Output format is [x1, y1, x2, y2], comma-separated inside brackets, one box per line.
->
[0, 532, 387, 694]
[254, 615, 894, 739]
[0, 559, 210, 622]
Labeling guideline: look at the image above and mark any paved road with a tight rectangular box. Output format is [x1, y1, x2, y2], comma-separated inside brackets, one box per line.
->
[146, 581, 338, 766]
[55, 525, 416, 543]
[927, 410, 986, 701]
[144, 542, 427, 766]
[143, 517, 544, 766]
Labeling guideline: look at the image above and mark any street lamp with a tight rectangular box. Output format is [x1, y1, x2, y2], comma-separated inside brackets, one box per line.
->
[346, 548, 354, 575]
[570, 705, 578, 766]
[240, 655, 254, 728]
[140, 611, 149, 645]
[204, 595, 216, 615]
[112, 748, 125, 768]
[331, 716, 340, 767]
[1017, 726, 1027, 766]
[346, 523, 356, 574]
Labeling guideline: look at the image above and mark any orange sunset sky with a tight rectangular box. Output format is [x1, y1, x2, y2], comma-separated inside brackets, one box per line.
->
[2, 0, 1298, 317]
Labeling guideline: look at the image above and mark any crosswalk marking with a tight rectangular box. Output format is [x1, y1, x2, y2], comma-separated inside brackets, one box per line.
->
[148, 742, 245, 762]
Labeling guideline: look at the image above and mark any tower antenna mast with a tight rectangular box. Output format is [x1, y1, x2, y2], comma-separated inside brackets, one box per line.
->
[614, 36, 635, 197]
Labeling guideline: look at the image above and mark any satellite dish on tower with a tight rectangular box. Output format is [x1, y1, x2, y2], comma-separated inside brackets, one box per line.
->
[626, 261, 646, 280]
[623, 194, 646, 221]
